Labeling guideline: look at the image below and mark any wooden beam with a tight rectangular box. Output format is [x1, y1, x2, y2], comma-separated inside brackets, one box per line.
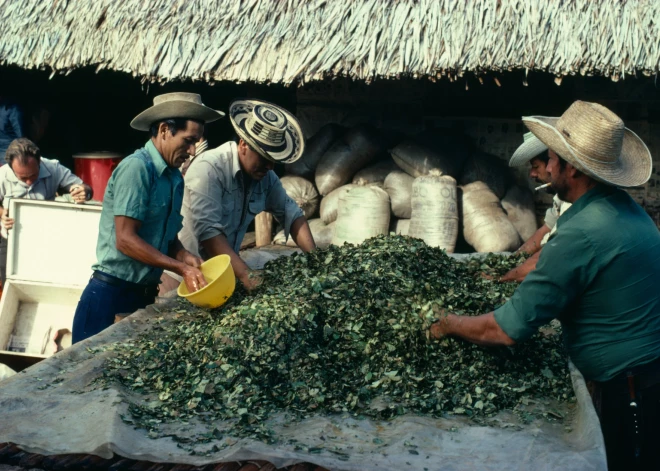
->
[255, 212, 273, 247]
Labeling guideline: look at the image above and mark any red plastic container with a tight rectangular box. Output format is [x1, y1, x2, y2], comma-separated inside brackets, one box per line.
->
[73, 152, 123, 202]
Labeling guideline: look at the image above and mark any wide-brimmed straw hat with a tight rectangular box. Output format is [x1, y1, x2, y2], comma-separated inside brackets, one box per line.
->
[522, 101, 652, 188]
[131, 92, 224, 131]
[229, 99, 304, 164]
[509, 132, 548, 167]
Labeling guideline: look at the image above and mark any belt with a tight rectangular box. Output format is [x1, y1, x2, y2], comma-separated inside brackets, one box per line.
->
[92, 271, 158, 297]
[596, 356, 660, 392]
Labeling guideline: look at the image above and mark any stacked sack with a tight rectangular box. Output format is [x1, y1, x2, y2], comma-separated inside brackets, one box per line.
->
[274, 123, 537, 253]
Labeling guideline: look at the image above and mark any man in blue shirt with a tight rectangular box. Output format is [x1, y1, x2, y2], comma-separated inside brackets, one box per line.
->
[72, 92, 224, 343]
[429, 101, 660, 470]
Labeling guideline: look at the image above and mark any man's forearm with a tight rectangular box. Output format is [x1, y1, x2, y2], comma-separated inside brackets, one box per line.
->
[517, 225, 550, 255]
[200, 234, 251, 281]
[500, 251, 541, 282]
[116, 233, 188, 277]
[289, 216, 316, 252]
[432, 312, 515, 347]
[168, 238, 188, 261]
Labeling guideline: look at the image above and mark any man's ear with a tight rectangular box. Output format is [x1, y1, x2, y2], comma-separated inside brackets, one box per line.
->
[158, 122, 171, 139]
[237, 138, 247, 155]
[566, 163, 580, 178]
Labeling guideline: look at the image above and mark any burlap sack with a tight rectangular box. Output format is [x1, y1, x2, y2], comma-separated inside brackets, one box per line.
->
[352, 158, 398, 185]
[501, 185, 538, 242]
[391, 130, 470, 178]
[408, 171, 459, 252]
[383, 170, 414, 218]
[280, 176, 320, 219]
[285, 123, 344, 180]
[460, 182, 521, 252]
[332, 185, 391, 246]
[459, 152, 512, 200]
[315, 125, 383, 196]
[273, 219, 335, 249]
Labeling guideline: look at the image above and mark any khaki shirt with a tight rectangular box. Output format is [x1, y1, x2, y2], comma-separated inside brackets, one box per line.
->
[0, 158, 82, 208]
[179, 141, 303, 257]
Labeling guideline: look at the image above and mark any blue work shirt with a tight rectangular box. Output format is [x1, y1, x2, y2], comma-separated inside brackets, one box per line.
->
[93, 141, 184, 285]
[179, 141, 303, 258]
[494, 185, 660, 382]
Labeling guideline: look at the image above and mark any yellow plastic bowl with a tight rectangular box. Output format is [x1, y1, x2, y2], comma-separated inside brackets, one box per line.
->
[177, 254, 236, 309]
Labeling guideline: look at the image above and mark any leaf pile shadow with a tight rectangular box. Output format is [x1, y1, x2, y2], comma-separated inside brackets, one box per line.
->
[103, 235, 573, 443]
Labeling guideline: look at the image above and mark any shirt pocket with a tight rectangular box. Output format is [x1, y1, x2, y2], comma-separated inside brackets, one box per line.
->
[146, 186, 170, 221]
[221, 198, 235, 218]
[248, 198, 266, 216]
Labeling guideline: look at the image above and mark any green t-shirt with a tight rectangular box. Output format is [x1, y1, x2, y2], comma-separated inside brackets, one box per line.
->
[494, 185, 660, 382]
[93, 141, 184, 285]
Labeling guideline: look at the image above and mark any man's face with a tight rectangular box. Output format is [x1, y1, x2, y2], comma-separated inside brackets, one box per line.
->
[528, 156, 550, 184]
[238, 139, 275, 180]
[158, 120, 204, 168]
[11, 156, 40, 186]
[546, 150, 570, 200]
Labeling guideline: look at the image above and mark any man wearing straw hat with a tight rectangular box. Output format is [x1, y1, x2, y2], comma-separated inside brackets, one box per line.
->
[72, 92, 224, 343]
[498, 132, 572, 282]
[429, 101, 660, 469]
[179, 99, 316, 291]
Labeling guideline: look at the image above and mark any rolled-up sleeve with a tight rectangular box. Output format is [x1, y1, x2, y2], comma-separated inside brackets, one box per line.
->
[185, 160, 227, 242]
[494, 225, 598, 342]
[266, 176, 304, 239]
[54, 161, 83, 193]
[544, 206, 558, 229]
[112, 159, 150, 221]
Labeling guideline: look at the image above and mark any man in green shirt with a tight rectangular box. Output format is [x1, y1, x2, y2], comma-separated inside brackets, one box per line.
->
[429, 101, 660, 470]
[72, 92, 224, 343]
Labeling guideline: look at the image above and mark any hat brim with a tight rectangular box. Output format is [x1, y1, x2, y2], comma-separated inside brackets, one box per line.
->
[131, 101, 225, 131]
[229, 99, 304, 164]
[523, 116, 652, 188]
[509, 136, 548, 167]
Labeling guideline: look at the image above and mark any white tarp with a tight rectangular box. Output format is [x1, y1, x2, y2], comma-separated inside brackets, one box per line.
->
[0, 301, 606, 470]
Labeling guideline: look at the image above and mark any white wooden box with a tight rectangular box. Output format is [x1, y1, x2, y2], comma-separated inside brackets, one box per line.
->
[0, 199, 101, 368]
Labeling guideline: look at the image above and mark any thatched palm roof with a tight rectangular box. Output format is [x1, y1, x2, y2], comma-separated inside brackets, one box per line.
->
[1, 0, 658, 85]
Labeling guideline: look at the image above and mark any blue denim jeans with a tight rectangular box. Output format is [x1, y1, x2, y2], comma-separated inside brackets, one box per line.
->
[72, 275, 156, 344]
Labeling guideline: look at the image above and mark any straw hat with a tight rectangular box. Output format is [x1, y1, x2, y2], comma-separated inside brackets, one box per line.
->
[508, 132, 548, 167]
[229, 99, 304, 164]
[131, 92, 224, 131]
[522, 101, 652, 188]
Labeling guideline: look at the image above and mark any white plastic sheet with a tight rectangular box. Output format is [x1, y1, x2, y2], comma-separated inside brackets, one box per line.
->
[0, 301, 606, 470]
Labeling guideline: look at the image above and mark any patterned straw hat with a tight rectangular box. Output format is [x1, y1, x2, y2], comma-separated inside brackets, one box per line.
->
[522, 101, 652, 188]
[509, 132, 548, 167]
[229, 99, 305, 164]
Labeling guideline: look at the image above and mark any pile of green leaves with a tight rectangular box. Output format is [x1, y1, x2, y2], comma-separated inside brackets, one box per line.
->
[103, 236, 572, 442]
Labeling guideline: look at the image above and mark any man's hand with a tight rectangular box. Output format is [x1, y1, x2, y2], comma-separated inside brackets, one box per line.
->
[241, 270, 263, 292]
[176, 249, 203, 268]
[429, 318, 449, 340]
[1, 212, 14, 230]
[69, 185, 88, 204]
[427, 309, 451, 340]
[181, 265, 207, 293]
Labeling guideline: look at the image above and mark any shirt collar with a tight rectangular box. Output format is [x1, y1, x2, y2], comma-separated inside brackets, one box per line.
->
[556, 184, 616, 230]
[145, 140, 169, 177]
